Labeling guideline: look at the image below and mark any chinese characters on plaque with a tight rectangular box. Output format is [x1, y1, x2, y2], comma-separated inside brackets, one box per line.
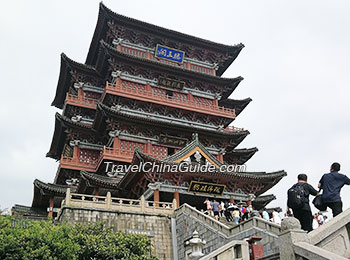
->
[159, 134, 187, 146]
[158, 76, 185, 91]
[188, 181, 226, 195]
[155, 44, 185, 64]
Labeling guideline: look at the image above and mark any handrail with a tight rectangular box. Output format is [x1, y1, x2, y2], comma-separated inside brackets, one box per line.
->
[293, 242, 348, 260]
[176, 203, 281, 237]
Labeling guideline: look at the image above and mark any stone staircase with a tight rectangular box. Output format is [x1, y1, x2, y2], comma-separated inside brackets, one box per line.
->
[174, 204, 281, 260]
[277, 208, 350, 260]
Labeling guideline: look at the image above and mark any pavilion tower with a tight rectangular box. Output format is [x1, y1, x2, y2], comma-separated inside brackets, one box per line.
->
[23, 3, 286, 218]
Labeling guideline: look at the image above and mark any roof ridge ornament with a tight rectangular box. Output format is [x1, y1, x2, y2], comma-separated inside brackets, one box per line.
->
[192, 132, 199, 142]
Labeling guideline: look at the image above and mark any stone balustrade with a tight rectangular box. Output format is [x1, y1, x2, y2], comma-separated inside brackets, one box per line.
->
[198, 240, 250, 260]
[177, 203, 281, 237]
[277, 209, 350, 260]
[58, 188, 176, 218]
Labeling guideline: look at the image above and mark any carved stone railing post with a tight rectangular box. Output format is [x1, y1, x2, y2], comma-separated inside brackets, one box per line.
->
[172, 198, 177, 210]
[65, 188, 71, 205]
[106, 192, 112, 209]
[140, 195, 146, 213]
[278, 217, 309, 260]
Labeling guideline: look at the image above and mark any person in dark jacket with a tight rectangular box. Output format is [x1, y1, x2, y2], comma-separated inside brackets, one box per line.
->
[318, 162, 350, 217]
[289, 174, 318, 232]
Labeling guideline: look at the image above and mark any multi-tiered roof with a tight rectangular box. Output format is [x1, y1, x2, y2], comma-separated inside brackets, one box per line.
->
[29, 3, 286, 215]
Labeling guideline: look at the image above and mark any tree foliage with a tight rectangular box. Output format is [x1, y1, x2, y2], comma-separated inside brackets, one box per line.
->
[0, 216, 158, 260]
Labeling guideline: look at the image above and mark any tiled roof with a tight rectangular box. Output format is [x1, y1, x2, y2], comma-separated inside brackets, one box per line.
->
[86, 2, 244, 76]
[164, 133, 223, 167]
[52, 53, 103, 109]
[80, 171, 121, 189]
[11, 204, 47, 216]
[224, 147, 258, 165]
[252, 194, 276, 210]
[33, 179, 77, 196]
[96, 102, 250, 139]
[46, 113, 94, 160]
[98, 40, 244, 84]
[53, 43, 243, 110]
[129, 148, 286, 180]
[218, 98, 252, 115]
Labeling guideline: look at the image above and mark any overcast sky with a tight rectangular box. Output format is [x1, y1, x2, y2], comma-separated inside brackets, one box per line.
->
[1, 1, 349, 216]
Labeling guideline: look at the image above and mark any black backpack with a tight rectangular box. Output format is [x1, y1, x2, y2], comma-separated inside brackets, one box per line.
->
[287, 184, 306, 209]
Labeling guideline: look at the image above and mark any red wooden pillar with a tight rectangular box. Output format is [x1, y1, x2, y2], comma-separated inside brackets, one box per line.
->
[94, 187, 99, 197]
[48, 196, 54, 218]
[114, 137, 121, 154]
[247, 200, 252, 206]
[115, 77, 122, 86]
[77, 88, 84, 98]
[145, 84, 152, 92]
[174, 191, 180, 209]
[73, 146, 79, 159]
[146, 141, 152, 155]
[188, 93, 194, 103]
[229, 198, 235, 204]
[154, 189, 160, 207]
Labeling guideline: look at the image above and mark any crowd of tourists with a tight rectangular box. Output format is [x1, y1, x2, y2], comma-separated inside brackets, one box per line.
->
[204, 199, 253, 224]
[312, 212, 329, 229]
[203, 199, 252, 224]
[202, 199, 282, 225]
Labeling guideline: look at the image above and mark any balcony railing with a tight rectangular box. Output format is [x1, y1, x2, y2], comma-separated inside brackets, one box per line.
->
[60, 143, 168, 172]
[102, 146, 167, 161]
[65, 93, 97, 108]
[60, 156, 100, 171]
[106, 82, 236, 118]
[224, 126, 245, 132]
[103, 147, 133, 157]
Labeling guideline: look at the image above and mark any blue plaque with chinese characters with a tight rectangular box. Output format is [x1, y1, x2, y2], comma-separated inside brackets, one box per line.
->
[155, 44, 185, 63]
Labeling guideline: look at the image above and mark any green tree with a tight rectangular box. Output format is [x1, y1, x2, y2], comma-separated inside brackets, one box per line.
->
[0, 216, 157, 260]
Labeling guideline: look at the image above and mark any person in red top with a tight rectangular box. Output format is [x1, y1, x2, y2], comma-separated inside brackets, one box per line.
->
[204, 198, 212, 216]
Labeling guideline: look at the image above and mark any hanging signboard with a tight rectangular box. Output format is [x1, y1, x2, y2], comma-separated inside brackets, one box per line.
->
[155, 44, 185, 64]
[188, 181, 226, 195]
[158, 76, 185, 91]
[159, 134, 187, 146]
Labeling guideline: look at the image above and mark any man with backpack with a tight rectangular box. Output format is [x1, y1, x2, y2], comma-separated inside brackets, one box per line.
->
[287, 174, 318, 232]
